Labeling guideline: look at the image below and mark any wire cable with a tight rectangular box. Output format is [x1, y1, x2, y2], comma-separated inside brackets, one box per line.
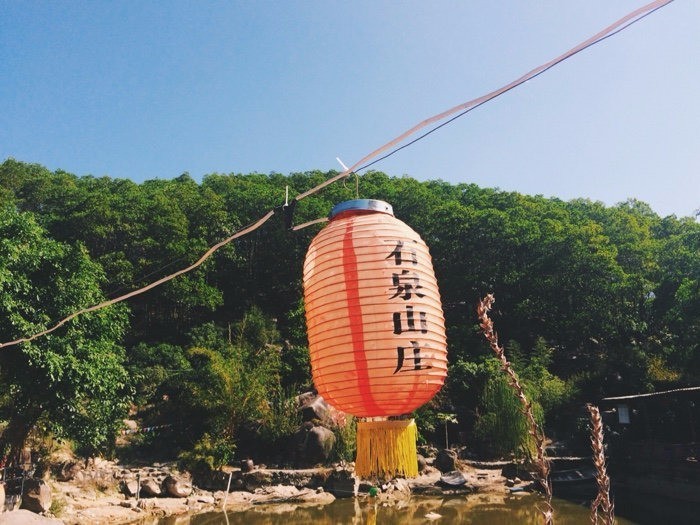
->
[0, 0, 673, 350]
[294, 0, 673, 200]
[0, 210, 275, 349]
[355, 0, 673, 173]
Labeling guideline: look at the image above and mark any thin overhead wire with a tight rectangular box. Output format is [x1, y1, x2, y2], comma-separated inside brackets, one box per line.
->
[354, 0, 674, 173]
[294, 0, 673, 200]
[0, 0, 674, 350]
[291, 217, 330, 231]
[0, 210, 275, 349]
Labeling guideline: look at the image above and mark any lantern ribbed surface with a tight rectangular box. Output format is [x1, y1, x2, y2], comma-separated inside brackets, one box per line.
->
[303, 200, 448, 418]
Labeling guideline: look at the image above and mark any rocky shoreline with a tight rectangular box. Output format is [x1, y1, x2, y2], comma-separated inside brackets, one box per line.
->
[0, 454, 534, 524]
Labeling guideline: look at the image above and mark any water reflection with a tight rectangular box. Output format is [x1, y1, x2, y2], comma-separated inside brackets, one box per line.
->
[162, 494, 638, 525]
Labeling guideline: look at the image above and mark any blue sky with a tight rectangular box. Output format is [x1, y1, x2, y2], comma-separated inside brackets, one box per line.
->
[1, 1, 697, 218]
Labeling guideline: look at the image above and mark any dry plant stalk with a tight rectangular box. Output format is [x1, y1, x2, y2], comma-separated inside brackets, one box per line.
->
[478, 294, 553, 525]
[587, 403, 615, 525]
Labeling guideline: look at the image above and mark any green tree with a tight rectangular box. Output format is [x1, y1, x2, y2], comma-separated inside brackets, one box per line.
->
[472, 358, 544, 459]
[163, 311, 286, 462]
[0, 206, 130, 458]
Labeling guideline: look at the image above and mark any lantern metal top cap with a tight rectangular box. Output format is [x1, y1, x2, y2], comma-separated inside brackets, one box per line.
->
[329, 199, 394, 219]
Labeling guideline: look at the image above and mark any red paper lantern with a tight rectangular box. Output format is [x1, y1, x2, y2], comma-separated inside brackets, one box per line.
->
[303, 199, 448, 418]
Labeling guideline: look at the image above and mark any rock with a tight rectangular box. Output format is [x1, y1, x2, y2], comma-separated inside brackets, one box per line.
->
[120, 500, 137, 508]
[240, 459, 254, 472]
[196, 494, 216, 504]
[297, 489, 335, 505]
[501, 463, 533, 481]
[120, 479, 139, 497]
[323, 467, 358, 498]
[0, 509, 63, 524]
[294, 423, 335, 467]
[439, 470, 467, 487]
[299, 395, 331, 424]
[163, 475, 192, 498]
[306, 426, 335, 463]
[517, 469, 533, 481]
[389, 478, 411, 497]
[243, 470, 272, 491]
[410, 485, 445, 496]
[20, 478, 52, 514]
[434, 449, 458, 473]
[418, 444, 438, 458]
[56, 460, 83, 482]
[417, 454, 429, 473]
[505, 478, 515, 487]
[231, 477, 245, 490]
[269, 469, 318, 488]
[191, 467, 233, 491]
[357, 481, 374, 494]
[140, 477, 162, 497]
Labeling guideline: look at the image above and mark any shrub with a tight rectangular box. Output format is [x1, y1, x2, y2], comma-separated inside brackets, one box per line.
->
[331, 411, 357, 462]
[178, 433, 236, 472]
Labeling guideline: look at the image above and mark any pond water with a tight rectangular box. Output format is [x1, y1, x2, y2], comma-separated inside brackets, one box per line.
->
[156, 494, 639, 525]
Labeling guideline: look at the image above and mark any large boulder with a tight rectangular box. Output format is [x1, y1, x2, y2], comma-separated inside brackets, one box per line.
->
[20, 478, 52, 514]
[140, 477, 162, 497]
[55, 461, 83, 482]
[298, 393, 332, 424]
[434, 449, 458, 473]
[294, 422, 336, 467]
[162, 475, 192, 498]
[120, 479, 139, 498]
[417, 454, 429, 473]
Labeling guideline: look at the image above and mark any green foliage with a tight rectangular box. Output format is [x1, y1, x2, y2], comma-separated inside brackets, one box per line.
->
[233, 306, 280, 351]
[1, 159, 699, 458]
[156, 310, 288, 460]
[473, 359, 544, 459]
[258, 386, 302, 446]
[128, 342, 190, 406]
[178, 433, 236, 472]
[518, 338, 570, 414]
[471, 342, 572, 459]
[331, 415, 357, 463]
[0, 205, 130, 457]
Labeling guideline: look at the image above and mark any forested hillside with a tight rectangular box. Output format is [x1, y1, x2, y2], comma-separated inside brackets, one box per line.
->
[1, 158, 698, 461]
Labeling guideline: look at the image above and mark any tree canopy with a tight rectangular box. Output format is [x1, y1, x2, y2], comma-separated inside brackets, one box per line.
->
[1, 158, 698, 459]
[0, 203, 129, 458]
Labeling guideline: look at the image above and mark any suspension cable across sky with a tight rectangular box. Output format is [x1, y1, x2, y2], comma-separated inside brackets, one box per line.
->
[0, 0, 674, 350]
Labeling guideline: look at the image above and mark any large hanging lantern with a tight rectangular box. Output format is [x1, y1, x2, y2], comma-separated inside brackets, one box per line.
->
[303, 199, 448, 478]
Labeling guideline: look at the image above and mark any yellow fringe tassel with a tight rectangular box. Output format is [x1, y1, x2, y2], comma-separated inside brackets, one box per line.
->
[355, 419, 418, 479]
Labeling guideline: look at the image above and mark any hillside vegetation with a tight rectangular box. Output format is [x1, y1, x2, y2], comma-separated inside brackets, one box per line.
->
[1, 158, 698, 462]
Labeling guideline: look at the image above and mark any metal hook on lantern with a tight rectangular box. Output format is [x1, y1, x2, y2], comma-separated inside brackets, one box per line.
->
[337, 157, 359, 199]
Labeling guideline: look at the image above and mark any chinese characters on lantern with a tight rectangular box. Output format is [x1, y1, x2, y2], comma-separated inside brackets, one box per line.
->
[386, 239, 432, 375]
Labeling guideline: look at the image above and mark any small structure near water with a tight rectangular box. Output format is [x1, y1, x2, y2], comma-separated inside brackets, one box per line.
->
[600, 386, 700, 503]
